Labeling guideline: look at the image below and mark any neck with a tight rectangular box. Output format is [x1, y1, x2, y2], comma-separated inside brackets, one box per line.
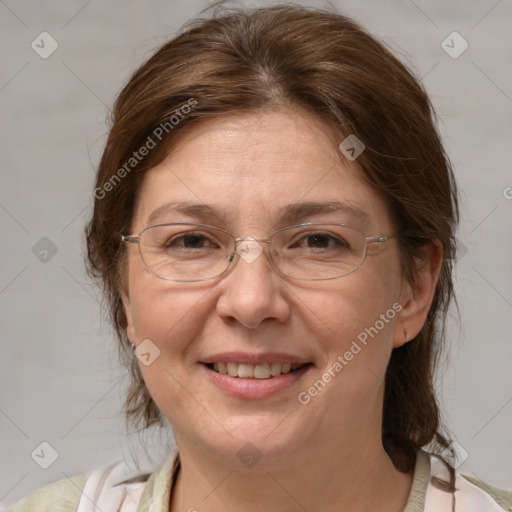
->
[169, 433, 414, 512]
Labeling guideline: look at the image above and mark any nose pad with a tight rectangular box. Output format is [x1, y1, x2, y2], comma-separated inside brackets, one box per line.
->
[270, 247, 280, 265]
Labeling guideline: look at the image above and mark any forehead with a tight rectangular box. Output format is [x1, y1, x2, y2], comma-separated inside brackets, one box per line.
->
[132, 109, 393, 233]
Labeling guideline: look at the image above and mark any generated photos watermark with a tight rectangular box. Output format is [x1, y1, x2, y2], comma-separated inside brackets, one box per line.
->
[134, 338, 161, 366]
[31, 32, 59, 59]
[31, 441, 59, 469]
[298, 302, 403, 405]
[440, 441, 469, 469]
[338, 134, 365, 161]
[94, 98, 198, 200]
[441, 31, 469, 59]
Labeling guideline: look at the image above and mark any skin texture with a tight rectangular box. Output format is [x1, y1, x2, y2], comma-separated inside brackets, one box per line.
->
[121, 108, 441, 512]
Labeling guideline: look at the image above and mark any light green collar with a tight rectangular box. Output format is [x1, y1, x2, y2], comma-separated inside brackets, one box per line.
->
[136, 447, 512, 511]
[136, 448, 430, 512]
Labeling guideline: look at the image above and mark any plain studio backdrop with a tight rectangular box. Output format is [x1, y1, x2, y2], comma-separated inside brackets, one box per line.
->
[0, 0, 511, 506]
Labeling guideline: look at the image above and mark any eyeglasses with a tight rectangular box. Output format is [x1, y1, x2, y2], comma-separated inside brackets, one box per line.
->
[121, 222, 396, 282]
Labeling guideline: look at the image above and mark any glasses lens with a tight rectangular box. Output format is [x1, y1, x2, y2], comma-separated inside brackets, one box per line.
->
[270, 224, 366, 279]
[139, 224, 233, 281]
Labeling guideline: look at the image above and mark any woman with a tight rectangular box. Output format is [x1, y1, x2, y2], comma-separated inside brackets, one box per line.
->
[6, 4, 511, 512]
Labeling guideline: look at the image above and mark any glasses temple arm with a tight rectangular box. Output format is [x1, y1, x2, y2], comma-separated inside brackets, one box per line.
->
[121, 235, 140, 244]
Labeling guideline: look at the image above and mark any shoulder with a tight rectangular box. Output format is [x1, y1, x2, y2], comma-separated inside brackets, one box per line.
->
[426, 453, 512, 512]
[4, 451, 178, 512]
[4, 473, 89, 512]
[460, 474, 512, 511]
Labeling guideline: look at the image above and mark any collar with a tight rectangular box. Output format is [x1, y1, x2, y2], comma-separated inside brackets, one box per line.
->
[135, 447, 510, 512]
[136, 448, 430, 512]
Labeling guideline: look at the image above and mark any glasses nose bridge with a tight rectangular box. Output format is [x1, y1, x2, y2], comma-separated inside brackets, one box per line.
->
[233, 236, 271, 244]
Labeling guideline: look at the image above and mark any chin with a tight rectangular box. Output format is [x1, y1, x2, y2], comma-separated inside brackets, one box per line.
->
[187, 412, 313, 469]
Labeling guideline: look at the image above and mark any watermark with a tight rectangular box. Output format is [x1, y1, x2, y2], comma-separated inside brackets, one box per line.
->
[503, 186, 512, 200]
[134, 338, 161, 366]
[31, 32, 59, 59]
[236, 238, 264, 263]
[338, 134, 365, 161]
[298, 302, 402, 405]
[32, 236, 58, 263]
[93, 98, 198, 200]
[237, 442, 263, 468]
[441, 31, 469, 59]
[31, 441, 59, 469]
[440, 441, 469, 468]
[449, 239, 468, 262]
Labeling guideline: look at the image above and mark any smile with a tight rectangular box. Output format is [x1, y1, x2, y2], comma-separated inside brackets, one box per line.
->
[202, 362, 313, 399]
[207, 362, 307, 379]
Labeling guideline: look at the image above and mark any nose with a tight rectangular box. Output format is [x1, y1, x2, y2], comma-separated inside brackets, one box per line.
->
[215, 238, 291, 329]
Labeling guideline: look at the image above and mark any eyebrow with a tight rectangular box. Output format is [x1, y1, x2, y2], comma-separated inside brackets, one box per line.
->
[278, 201, 369, 225]
[147, 201, 227, 226]
[146, 200, 369, 227]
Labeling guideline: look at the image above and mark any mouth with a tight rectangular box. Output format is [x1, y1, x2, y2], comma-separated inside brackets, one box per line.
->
[201, 360, 313, 399]
[204, 362, 312, 379]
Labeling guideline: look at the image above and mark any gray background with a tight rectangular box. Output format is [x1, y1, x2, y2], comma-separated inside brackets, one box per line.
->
[1, 0, 511, 506]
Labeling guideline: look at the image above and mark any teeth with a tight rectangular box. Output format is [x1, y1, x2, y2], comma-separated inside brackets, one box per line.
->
[227, 362, 238, 377]
[211, 362, 306, 379]
[254, 364, 271, 379]
[237, 364, 254, 378]
[270, 362, 282, 376]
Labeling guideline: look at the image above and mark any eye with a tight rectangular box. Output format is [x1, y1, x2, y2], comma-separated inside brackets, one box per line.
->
[166, 232, 219, 250]
[291, 232, 350, 250]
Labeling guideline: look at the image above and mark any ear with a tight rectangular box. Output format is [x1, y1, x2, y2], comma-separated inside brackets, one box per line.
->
[120, 282, 137, 344]
[393, 241, 443, 348]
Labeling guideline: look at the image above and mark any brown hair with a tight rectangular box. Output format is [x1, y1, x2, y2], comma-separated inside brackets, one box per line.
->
[85, 3, 459, 472]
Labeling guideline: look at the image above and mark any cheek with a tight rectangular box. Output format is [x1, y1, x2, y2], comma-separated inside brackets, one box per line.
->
[127, 278, 213, 407]
[309, 260, 402, 367]
[295, 272, 402, 425]
[127, 266, 215, 366]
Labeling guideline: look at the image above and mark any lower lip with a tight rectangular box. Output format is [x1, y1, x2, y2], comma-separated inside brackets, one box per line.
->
[201, 363, 313, 399]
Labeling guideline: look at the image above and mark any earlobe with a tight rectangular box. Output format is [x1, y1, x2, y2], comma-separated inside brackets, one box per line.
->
[393, 241, 443, 348]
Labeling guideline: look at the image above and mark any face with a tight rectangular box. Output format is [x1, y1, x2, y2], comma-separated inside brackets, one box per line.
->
[122, 108, 410, 467]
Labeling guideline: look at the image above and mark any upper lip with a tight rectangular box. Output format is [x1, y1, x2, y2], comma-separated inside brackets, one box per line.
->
[201, 352, 312, 365]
